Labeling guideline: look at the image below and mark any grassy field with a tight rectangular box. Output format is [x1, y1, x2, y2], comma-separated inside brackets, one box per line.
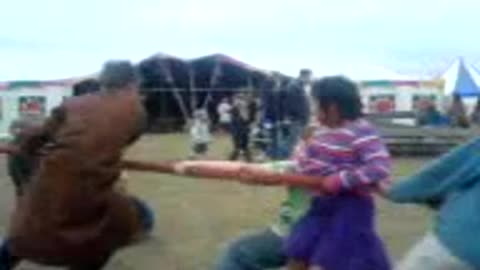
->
[0, 134, 433, 270]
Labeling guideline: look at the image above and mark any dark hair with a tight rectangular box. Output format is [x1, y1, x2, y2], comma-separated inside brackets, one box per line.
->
[299, 69, 312, 78]
[72, 79, 100, 96]
[311, 76, 363, 120]
[300, 69, 311, 75]
[99, 60, 139, 90]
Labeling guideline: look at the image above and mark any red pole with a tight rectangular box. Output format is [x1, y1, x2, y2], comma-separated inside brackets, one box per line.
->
[0, 145, 326, 191]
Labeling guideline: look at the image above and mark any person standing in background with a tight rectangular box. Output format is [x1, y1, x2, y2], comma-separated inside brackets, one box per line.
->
[217, 97, 232, 134]
[416, 101, 447, 127]
[229, 93, 252, 161]
[448, 94, 469, 128]
[247, 93, 259, 126]
[280, 69, 312, 156]
[261, 73, 287, 159]
[189, 109, 212, 160]
[470, 97, 480, 126]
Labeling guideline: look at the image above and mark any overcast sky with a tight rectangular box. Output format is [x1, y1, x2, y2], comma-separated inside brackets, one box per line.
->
[1, 0, 480, 80]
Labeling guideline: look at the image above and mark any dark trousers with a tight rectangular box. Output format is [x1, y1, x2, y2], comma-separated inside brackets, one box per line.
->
[0, 246, 110, 270]
[0, 240, 19, 270]
[229, 128, 252, 162]
[267, 121, 305, 160]
[0, 239, 104, 270]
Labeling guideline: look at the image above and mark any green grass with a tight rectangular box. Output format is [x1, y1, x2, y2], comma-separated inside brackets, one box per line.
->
[0, 134, 433, 269]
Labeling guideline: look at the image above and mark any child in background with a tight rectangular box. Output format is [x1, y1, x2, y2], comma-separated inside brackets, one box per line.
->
[286, 76, 392, 270]
[217, 97, 232, 133]
[190, 109, 212, 160]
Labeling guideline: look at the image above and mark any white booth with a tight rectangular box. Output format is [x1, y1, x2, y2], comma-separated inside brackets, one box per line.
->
[359, 80, 445, 114]
[0, 81, 73, 139]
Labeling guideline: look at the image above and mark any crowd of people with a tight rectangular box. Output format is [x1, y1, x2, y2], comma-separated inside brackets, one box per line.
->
[416, 93, 480, 128]
[191, 69, 312, 163]
[1, 61, 480, 270]
[189, 92, 259, 161]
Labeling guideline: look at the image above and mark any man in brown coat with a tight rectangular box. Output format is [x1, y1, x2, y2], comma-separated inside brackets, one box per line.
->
[0, 61, 154, 270]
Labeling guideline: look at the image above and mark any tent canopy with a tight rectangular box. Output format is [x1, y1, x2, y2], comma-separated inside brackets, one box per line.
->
[441, 58, 480, 97]
[138, 53, 270, 91]
[138, 53, 190, 90]
[137, 53, 274, 126]
[189, 53, 255, 89]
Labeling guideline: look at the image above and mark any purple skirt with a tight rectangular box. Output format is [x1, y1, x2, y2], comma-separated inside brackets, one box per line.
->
[285, 194, 391, 270]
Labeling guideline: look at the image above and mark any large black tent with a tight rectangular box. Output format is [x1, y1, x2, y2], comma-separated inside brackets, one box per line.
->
[139, 53, 190, 89]
[189, 53, 266, 89]
[138, 53, 191, 131]
[138, 53, 270, 131]
[187, 53, 269, 123]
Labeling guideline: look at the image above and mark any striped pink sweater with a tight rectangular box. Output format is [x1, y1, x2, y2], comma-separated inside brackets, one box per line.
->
[293, 119, 392, 194]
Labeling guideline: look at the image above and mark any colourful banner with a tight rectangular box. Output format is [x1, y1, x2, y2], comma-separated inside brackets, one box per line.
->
[359, 79, 445, 90]
[0, 80, 73, 90]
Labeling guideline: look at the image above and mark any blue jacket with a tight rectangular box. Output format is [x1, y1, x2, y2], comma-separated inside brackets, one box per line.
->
[261, 79, 310, 125]
[261, 82, 284, 124]
[387, 137, 480, 268]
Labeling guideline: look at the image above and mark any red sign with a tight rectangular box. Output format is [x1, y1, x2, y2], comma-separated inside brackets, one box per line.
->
[19, 96, 46, 117]
[369, 95, 395, 113]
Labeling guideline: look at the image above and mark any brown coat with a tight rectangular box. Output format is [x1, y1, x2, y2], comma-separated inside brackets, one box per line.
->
[8, 89, 146, 265]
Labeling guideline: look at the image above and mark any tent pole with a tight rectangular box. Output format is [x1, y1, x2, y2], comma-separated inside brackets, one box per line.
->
[247, 75, 254, 94]
[171, 88, 190, 123]
[189, 67, 197, 116]
[203, 59, 221, 109]
[160, 61, 191, 127]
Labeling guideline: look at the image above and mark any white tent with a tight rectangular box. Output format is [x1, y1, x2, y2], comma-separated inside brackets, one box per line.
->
[440, 58, 480, 96]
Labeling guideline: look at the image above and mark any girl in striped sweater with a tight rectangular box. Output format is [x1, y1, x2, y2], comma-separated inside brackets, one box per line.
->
[286, 76, 392, 270]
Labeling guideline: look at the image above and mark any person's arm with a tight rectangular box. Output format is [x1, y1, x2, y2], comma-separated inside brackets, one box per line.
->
[387, 137, 480, 204]
[321, 134, 392, 194]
